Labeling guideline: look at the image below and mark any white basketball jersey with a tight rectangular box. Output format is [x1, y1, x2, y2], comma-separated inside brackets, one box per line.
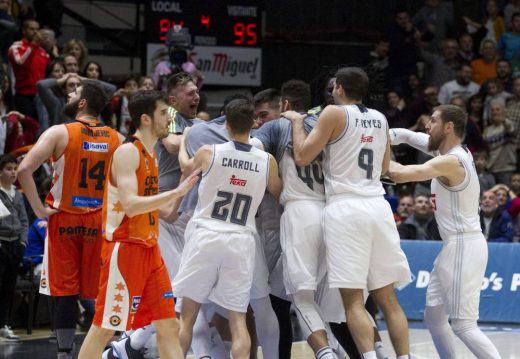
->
[192, 141, 270, 233]
[279, 149, 325, 204]
[431, 146, 482, 239]
[323, 104, 387, 198]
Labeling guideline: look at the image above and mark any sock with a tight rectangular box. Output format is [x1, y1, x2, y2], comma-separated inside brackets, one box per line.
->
[375, 341, 386, 359]
[130, 325, 155, 350]
[452, 319, 501, 359]
[316, 346, 335, 359]
[361, 351, 377, 359]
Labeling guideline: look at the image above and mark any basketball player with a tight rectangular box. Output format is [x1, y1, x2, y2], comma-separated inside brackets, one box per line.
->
[172, 99, 282, 359]
[17, 80, 123, 359]
[282, 67, 411, 359]
[78, 91, 199, 359]
[388, 105, 502, 359]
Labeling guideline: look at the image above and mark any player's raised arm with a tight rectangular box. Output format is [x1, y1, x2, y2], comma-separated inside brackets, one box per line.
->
[388, 154, 462, 184]
[266, 154, 282, 201]
[114, 143, 199, 217]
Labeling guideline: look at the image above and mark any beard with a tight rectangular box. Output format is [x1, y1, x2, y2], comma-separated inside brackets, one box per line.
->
[428, 132, 444, 151]
[63, 98, 80, 118]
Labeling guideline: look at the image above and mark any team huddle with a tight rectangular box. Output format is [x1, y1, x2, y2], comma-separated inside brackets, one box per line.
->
[17, 67, 501, 359]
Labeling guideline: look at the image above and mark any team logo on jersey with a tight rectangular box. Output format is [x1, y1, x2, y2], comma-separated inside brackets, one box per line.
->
[109, 315, 121, 327]
[131, 296, 141, 313]
[360, 134, 373, 143]
[82, 141, 109, 152]
[230, 175, 247, 186]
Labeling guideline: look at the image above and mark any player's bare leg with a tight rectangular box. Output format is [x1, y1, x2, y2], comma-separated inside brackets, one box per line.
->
[228, 310, 251, 359]
[154, 317, 183, 359]
[339, 288, 374, 353]
[371, 284, 410, 356]
[78, 326, 115, 359]
[179, 297, 202, 355]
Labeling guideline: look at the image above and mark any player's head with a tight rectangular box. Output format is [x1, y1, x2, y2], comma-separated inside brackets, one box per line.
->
[0, 154, 18, 185]
[167, 71, 200, 119]
[128, 90, 171, 139]
[220, 93, 251, 115]
[280, 79, 311, 113]
[333, 67, 369, 102]
[225, 99, 255, 135]
[253, 88, 280, 126]
[63, 79, 109, 118]
[427, 104, 467, 151]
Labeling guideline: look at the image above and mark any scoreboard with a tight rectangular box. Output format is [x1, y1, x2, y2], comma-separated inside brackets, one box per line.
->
[145, 1, 262, 86]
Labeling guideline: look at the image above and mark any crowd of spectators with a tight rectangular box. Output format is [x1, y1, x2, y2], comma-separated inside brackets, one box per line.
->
[1, 0, 520, 340]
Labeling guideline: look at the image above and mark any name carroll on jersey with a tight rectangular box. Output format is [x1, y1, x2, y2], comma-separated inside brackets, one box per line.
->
[221, 156, 260, 173]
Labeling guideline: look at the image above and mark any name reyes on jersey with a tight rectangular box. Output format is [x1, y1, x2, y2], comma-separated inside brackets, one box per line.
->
[83, 141, 109, 152]
[355, 118, 382, 128]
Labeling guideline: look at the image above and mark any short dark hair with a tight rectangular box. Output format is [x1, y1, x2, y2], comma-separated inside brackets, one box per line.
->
[167, 71, 195, 95]
[220, 93, 251, 115]
[0, 154, 17, 170]
[225, 99, 255, 134]
[334, 67, 369, 101]
[45, 59, 65, 78]
[253, 88, 280, 108]
[434, 104, 467, 138]
[80, 80, 109, 117]
[128, 90, 169, 128]
[281, 80, 311, 112]
[511, 12, 520, 22]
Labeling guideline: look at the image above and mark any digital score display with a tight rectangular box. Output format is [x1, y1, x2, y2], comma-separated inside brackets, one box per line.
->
[145, 1, 261, 47]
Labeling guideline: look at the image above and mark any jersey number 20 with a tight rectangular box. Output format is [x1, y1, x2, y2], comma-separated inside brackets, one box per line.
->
[211, 190, 252, 226]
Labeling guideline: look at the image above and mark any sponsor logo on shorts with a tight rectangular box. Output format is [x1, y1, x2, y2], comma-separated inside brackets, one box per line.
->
[163, 291, 174, 299]
[229, 175, 247, 186]
[82, 141, 109, 152]
[109, 315, 121, 327]
[131, 296, 141, 313]
[72, 196, 103, 208]
[58, 225, 98, 237]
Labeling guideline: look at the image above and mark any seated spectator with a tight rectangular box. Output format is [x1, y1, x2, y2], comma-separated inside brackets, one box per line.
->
[110, 74, 139, 134]
[483, 98, 516, 185]
[413, 0, 454, 53]
[475, 151, 496, 194]
[420, 38, 460, 88]
[63, 38, 88, 71]
[498, 12, 520, 62]
[483, 78, 513, 124]
[505, 0, 520, 31]
[492, 184, 513, 209]
[81, 61, 103, 80]
[505, 76, 520, 164]
[394, 194, 414, 225]
[35, 59, 65, 132]
[407, 85, 439, 121]
[480, 190, 514, 242]
[0, 154, 28, 341]
[496, 59, 513, 92]
[384, 90, 412, 128]
[483, 0, 506, 42]
[457, 33, 477, 63]
[398, 195, 441, 240]
[63, 54, 79, 74]
[138, 76, 155, 91]
[464, 95, 488, 153]
[403, 73, 423, 103]
[437, 64, 480, 104]
[3, 111, 39, 154]
[471, 39, 498, 85]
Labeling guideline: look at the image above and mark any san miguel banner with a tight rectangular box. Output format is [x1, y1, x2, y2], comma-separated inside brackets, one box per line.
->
[396, 240, 520, 323]
[146, 44, 262, 86]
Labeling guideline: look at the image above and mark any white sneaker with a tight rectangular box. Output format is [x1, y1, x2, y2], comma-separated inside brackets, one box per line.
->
[0, 325, 20, 341]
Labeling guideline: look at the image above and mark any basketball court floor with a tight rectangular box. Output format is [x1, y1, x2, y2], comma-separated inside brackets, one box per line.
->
[1, 322, 518, 358]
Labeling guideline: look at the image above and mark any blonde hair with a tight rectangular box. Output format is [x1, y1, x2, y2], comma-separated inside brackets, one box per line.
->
[64, 39, 88, 69]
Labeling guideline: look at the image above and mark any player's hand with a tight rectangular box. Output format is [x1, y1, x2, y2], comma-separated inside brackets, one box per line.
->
[173, 168, 201, 197]
[281, 111, 306, 122]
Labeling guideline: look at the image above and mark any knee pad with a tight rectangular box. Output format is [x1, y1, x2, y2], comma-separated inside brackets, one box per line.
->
[292, 290, 325, 334]
[451, 319, 477, 337]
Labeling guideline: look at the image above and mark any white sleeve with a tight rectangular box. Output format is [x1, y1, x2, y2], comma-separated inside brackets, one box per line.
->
[389, 128, 437, 156]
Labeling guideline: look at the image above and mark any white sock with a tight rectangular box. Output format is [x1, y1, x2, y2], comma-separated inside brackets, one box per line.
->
[130, 325, 155, 350]
[361, 351, 377, 359]
[250, 296, 280, 359]
[452, 319, 501, 359]
[375, 341, 386, 359]
[316, 346, 336, 359]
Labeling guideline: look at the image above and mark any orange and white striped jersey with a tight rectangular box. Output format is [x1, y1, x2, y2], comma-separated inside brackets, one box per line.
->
[46, 117, 120, 214]
[103, 137, 159, 248]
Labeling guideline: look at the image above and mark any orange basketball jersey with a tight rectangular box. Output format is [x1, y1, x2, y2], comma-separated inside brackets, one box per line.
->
[46, 118, 120, 214]
[103, 137, 159, 248]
